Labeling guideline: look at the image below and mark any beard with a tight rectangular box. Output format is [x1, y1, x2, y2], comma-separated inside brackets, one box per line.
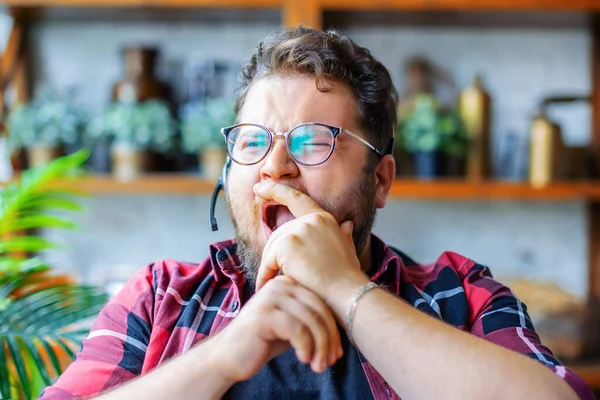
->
[226, 170, 377, 287]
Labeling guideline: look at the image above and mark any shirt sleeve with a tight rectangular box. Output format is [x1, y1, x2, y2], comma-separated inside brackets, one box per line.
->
[462, 261, 594, 400]
[38, 264, 155, 399]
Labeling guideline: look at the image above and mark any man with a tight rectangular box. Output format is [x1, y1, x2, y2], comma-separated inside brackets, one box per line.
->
[41, 26, 592, 400]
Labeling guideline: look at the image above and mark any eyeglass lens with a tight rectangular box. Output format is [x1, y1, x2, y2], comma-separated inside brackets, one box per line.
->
[227, 124, 335, 165]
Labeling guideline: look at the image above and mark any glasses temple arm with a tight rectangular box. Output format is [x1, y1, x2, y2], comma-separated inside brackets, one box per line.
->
[342, 129, 394, 156]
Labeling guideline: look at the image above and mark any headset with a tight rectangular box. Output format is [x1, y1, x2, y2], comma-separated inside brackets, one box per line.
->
[209, 156, 232, 231]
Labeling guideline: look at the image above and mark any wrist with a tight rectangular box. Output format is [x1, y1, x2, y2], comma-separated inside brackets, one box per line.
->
[326, 272, 371, 321]
[192, 335, 238, 394]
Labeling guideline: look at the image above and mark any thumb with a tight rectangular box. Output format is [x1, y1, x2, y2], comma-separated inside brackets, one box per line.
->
[340, 220, 355, 247]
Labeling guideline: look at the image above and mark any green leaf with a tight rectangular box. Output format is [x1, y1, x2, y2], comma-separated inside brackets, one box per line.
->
[0, 149, 108, 397]
[20, 336, 52, 388]
[0, 286, 84, 328]
[0, 282, 107, 399]
[37, 338, 61, 378]
[6, 335, 32, 399]
[16, 196, 83, 214]
[4, 215, 77, 232]
[49, 336, 76, 361]
[0, 236, 55, 254]
[0, 339, 11, 399]
[14, 291, 99, 333]
[0, 257, 48, 275]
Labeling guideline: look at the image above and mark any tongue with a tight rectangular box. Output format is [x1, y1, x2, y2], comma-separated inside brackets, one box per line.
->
[274, 206, 295, 230]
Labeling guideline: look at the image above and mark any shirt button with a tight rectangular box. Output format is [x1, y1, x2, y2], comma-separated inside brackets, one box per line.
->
[231, 301, 239, 312]
[384, 382, 392, 397]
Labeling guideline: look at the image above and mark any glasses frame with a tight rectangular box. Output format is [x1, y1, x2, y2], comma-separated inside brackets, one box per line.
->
[221, 122, 390, 166]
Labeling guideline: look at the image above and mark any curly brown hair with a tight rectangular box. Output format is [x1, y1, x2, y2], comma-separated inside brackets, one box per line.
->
[235, 26, 397, 161]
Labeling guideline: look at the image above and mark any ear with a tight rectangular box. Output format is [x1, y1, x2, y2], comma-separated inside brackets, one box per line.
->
[374, 154, 395, 209]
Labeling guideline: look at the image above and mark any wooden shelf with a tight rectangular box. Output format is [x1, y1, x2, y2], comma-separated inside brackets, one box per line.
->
[42, 174, 600, 200]
[0, 0, 282, 8]
[1, 0, 597, 12]
[320, 0, 600, 12]
[70, 174, 217, 195]
[389, 179, 600, 201]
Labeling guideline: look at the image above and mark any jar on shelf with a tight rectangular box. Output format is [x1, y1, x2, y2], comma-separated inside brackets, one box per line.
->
[108, 46, 174, 179]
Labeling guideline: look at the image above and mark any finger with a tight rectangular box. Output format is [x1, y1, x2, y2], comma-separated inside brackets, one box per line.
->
[287, 283, 344, 365]
[256, 241, 282, 291]
[339, 220, 355, 248]
[277, 291, 335, 371]
[256, 223, 307, 290]
[254, 181, 324, 218]
[269, 309, 314, 365]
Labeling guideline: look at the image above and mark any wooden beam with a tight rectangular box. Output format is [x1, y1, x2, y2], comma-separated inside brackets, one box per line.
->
[589, 18, 600, 301]
[283, 0, 321, 29]
[13, 35, 30, 104]
[0, 16, 24, 110]
[583, 19, 600, 360]
[589, 203, 600, 301]
[592, 19, 600, 159]
[584, 202, 600, 358]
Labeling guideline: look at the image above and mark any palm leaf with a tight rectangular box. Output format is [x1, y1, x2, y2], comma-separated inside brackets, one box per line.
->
[4, 215, 77, 232]
[0, 148, 109, 399]
[0, 339, 11, 398]
[7, 335, 32, 399]
[0, 149, 89, 245]
[0, 236, 56, 254]
[0, 279, 108, 399]
[20, 337, 52, 387]
[37, 338, 61, 378]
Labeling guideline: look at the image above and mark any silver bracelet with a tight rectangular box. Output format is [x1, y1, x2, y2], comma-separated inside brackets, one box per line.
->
[345, 281, 379, 345]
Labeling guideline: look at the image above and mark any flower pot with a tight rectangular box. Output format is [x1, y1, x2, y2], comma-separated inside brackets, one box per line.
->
[111, 144, 148, 181]
[413, 150, 442, 179]
[88, 139, 112, 173]
[27, 146, 62, 168]
[199, 148, 226, 180]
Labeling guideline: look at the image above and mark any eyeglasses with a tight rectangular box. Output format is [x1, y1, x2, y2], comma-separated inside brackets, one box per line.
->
[221, 122, 394, 166]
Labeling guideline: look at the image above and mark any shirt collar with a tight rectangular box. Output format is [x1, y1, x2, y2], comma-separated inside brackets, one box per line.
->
[368, 234, 404, 296]
[209, 239, 244, 285]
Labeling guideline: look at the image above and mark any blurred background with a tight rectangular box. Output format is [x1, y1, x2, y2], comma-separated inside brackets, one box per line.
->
[1, 0, 600, 395]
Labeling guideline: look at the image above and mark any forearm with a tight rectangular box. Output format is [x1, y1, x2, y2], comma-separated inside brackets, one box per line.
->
[330, 281, 578, 400]
[93, 338, 233, 400]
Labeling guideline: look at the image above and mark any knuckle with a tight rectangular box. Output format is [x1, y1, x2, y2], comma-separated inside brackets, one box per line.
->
[287, 232, 304, 245]
[291, 190, 303, 201]
[264, 276, 287, 291]
[310, 212, 335, 227]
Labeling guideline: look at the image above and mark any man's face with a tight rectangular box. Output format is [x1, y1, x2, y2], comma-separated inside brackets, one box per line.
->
[226, 75, 386, 284]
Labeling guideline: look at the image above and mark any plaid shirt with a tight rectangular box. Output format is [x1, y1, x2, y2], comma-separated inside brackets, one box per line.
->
[40, 236, 593, 400]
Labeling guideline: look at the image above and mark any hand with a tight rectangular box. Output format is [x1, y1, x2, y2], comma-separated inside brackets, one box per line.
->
[210, 275, 343, 386]
[254, 181, 369, 302]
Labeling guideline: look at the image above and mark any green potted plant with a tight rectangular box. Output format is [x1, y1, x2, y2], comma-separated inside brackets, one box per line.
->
[6, 88, 87, 168]
[86, 99, 176, 181]
[0, 149, 108, 399]
[397, 94, 469, 179]
[180, 98, 236, 180]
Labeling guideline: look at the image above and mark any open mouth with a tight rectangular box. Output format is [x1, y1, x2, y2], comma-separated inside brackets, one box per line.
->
[261, 201, 296, 236]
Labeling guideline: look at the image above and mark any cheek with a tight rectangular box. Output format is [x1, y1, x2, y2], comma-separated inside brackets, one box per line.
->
[228, 165, 260, 201]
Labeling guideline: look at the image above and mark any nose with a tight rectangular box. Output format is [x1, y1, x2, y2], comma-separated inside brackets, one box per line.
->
[260, 135, 299, 181]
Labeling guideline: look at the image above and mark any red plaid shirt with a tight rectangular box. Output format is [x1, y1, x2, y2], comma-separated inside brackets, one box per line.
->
[39, 236, 593, 399]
